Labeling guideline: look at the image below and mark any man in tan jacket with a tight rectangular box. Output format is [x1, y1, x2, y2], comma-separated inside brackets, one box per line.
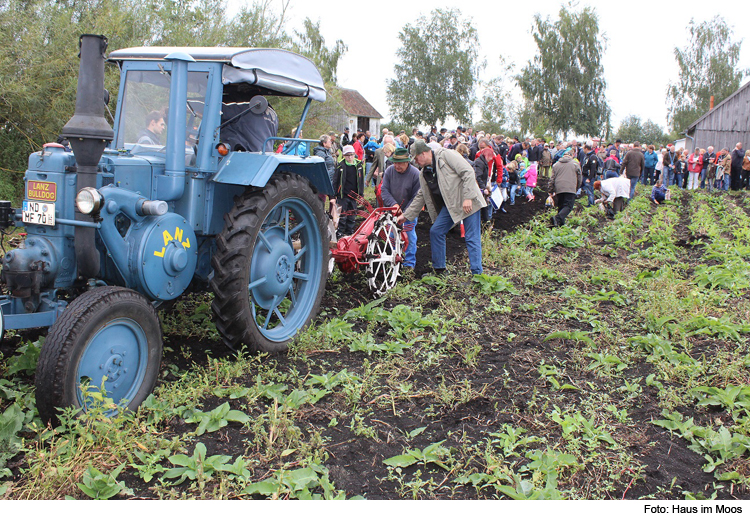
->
[397, 140, 486, 275]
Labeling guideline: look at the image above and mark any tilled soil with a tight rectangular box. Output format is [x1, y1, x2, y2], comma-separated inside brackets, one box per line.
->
[3, 183, 749, 500]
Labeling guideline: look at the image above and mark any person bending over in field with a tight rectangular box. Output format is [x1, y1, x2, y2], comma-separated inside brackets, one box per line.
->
[650, 179, 670, 205]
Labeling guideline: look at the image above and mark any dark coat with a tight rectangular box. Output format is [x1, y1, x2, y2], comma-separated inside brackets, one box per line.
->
[332, 159, 364, 199]
[731, 148, 745, 174]
[474, 154, 491, 190]
[620, 148, 645, 179]
[582, 151, 600, 181]
[312, 145, 335, 186]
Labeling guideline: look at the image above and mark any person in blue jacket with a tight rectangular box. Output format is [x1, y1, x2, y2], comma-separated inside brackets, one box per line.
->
[642, 145, 658, 185]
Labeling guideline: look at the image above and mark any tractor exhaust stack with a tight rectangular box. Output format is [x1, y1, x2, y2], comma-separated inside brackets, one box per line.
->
[62, 34, 114, 279]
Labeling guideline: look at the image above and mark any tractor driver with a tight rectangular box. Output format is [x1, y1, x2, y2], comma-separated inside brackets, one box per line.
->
[137, 111, 166, 145]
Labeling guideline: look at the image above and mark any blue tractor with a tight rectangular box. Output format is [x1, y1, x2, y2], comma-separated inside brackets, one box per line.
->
[0, 35, 334, 423]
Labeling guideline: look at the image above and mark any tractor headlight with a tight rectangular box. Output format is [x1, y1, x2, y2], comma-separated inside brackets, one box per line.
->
[75, 187, 103, 215]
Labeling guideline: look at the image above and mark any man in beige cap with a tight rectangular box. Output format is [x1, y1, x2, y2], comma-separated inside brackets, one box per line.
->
[396, 140, 486, 275]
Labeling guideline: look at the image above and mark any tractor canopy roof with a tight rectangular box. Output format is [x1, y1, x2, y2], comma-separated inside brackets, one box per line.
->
[108, 47, 326, 102]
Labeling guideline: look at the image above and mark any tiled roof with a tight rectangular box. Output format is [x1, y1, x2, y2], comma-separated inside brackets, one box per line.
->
[338, 88, 383, 119]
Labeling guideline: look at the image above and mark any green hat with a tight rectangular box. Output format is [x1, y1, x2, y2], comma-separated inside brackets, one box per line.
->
[389, 147, 411, 163]
[412, 139, 431, 156]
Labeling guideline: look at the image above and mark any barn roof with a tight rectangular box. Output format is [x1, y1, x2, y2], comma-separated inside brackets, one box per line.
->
[687, 79, 750, 131]
[338, 88, 383, 119]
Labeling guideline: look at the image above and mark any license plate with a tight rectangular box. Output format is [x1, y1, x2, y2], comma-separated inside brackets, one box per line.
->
[22, 201, 55, 226]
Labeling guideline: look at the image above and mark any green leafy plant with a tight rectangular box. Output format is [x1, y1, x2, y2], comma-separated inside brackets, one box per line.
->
[486, 299, 512, 314]
[222, 456, 254, 484]
[530, 225, 587, 250]
[549, 408, 616, 447]
[404, 426, 427, 440]
[254, 379, 289, 401]
[495, 472, 564, 500]
[0, 403, 25, 479]
[488, 424, 541, 457]
[678, 315, 750, 342]
[344, 296, 387, 322]
[139, 394, 188, 425]
[384, 304, 439, 339]
[693, 261, 750, 292]
[471, 274, 519, 295]
[629, 334, 697, 366]
[283, 388, 330, 409]
[537, 361, 578, 391]
[163, 442, 231, 484]
[516, 448, 578, 495]
[130, 449, 169, 484]
[184, 402, 251, 435]
[544, 330, 595, 347]
[383, 440, 452, 470]
[243, 463, 352, 500]
[692, 385, 750, 418]
[77, 464, 133, 500]
[320, 318, 356, 342]
[305, 369, 358, 390]
[653, 411, 750, 473]
[5, 338, 43, 376]
[585, 352, 627, 373]
[160, 295, 220, 341]
[580, 289, 628, 307]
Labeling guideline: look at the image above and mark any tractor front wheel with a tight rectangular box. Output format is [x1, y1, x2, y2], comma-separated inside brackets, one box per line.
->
[35, 286, 162, 424]
[210, 173, 328, 352]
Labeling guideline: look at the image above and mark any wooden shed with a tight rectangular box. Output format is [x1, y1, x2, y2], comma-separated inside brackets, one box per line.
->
[321, 88, 383, 137]
[685, 80, 750, 151]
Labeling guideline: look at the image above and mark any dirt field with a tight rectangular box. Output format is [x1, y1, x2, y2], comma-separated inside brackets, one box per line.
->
[2, 184, 750, 500]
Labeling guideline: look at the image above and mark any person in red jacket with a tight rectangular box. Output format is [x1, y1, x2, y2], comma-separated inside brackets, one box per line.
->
[687, 147, 704, 190]
[352, 132, 365, 162]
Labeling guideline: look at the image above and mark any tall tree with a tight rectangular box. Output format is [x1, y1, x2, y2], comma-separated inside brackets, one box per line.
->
[640, 120, 669, 147]
[474, 57, 518, 134]
[225, 0, 290, 48]
[0, 0, 302, 202]
[667, 16, 748, 135]
[516, 4, 609, 138]
[615, 115, 668, 146]
[293, 18, 347, 85]
[615, 115, 643, 144]
[386, 9, 481, 127]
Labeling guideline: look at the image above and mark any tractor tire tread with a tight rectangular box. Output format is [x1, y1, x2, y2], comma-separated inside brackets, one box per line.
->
[210, 173, 327, 351]
[35, 286, 162, 425]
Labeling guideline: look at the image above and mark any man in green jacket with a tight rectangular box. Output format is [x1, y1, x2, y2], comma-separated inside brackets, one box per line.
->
[396, 140, 486, 275]
[332, 145, 365, 238]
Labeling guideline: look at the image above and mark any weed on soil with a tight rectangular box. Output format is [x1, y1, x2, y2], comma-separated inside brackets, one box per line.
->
[2, 187, 750, 500]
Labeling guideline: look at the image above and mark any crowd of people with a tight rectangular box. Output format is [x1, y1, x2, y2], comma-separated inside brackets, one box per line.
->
[307, 125, 750, 274]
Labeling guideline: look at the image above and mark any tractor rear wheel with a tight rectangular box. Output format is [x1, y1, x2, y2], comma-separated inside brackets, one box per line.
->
[35, 286, 162, 424]
[210, 173, 328, 352]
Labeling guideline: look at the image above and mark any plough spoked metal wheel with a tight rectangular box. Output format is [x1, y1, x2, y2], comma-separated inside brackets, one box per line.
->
[366, 213, 402, 297]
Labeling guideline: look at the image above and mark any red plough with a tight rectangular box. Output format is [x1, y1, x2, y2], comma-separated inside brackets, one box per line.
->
[330, 194, 409, 297]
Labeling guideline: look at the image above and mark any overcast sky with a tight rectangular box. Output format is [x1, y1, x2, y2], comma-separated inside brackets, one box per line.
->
[237, 0, 750, 136]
